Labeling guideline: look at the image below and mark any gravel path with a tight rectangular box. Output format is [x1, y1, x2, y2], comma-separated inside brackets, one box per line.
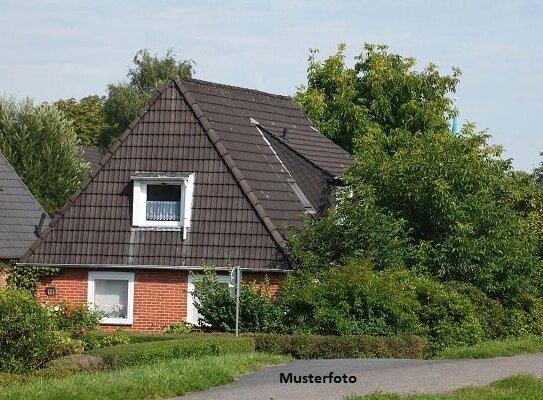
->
[173, 353, 543, 400]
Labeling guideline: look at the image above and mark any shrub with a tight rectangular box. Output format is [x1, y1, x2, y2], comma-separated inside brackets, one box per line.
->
[165, 323, 193, 334]
[90, 336, 255, 367]
[278, 262, 422, 336]
[47, 301, 102, 333]
[50, 331, 85, 358]
[255, 334, 427, 359]
[79, 330, 131, 351]
[192, 269, 281, 333]
[412, 277, 483, 352]
[449, 282, 508, 339]
[0, 289, 57, 372]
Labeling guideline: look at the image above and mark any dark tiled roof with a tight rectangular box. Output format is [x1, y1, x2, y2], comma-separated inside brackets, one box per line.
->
[20, 78, 352, 270]
[0, 150, 50, 259]
[80, 145, 102, 173]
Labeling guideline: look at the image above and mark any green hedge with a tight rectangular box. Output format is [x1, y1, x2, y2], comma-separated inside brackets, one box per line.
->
[255, 334, 427, 359]
[90, 336, 255, 367]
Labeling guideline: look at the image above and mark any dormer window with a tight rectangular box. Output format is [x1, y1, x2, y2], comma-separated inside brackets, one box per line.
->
[131, 172, 195, 239]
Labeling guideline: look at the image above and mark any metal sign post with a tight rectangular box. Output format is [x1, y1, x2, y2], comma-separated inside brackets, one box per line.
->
[230, 266, 242, 337]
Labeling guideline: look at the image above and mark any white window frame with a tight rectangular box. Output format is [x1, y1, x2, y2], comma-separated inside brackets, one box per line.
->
[131, 173, 195, 239]
[87, 271, 135, 325]
[186, 273, 230, 325]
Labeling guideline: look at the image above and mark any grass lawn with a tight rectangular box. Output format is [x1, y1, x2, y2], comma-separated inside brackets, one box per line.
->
[434, 336, 543, 359]
[345, 374, 543, 399]
[0, 352, 289, 400]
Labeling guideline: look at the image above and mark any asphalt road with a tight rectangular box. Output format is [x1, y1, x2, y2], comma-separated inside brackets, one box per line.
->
[174, 353, 543, 400]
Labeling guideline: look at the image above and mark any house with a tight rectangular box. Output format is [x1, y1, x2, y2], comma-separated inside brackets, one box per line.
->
[0, 150, 50, 284]
[18, 77, 352, 331]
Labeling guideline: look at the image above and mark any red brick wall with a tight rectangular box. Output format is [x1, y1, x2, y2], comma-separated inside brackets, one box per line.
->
[37, 268, 285, 332]
[243, 272, 284, 297]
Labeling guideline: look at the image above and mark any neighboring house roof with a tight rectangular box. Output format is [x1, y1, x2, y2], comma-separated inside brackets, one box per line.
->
[0, 150, 50, 259]
[80, 145, 102, 173]
[19, 77, 352, 271]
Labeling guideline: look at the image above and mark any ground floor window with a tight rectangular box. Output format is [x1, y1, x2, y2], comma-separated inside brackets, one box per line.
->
[87, 271, 134, 325]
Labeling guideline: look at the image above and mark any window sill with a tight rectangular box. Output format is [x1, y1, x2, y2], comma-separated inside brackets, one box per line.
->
[131, 226, 183, 232]
[100, 318, 133, 326]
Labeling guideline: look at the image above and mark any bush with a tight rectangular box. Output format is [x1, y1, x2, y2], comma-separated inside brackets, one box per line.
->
[165, 323, 193, 334]
[278, 262, 422, 336]
[255, 334, 427, 359]
[47, 301, 103, 333]
[50, 331, 85, 358]
[412, 277, 483, 352]
[79, 331, 131, 351]
[90, 336, 255, 367]
[0, 289, 57, 372]
[192, 269, 281, 333]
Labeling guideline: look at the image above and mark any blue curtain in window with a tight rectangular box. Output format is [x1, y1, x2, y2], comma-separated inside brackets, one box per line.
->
[146, 201, 181, 221]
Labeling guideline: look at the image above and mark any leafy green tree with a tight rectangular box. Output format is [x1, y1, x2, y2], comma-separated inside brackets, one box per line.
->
[99, 49, 194, 149]
[53, 95, 108, 146]
[290, 44, 543, 303]
[534, 153, 543, 185]
[0, 97, 89, 214]
[295, 43, 460, 152]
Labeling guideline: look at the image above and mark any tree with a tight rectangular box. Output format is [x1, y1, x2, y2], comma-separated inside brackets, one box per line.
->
[534, 153, 543, 185]
[289, 44, 543, 303]
[295, 43, 460, 153]
[99, 49, 194, 149]
[0, 97, 89, 215]
[53, 95, 108, 146]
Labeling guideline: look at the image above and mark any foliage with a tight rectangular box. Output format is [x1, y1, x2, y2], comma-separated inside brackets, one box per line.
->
[47, 301, 102, 333]
[295, 43, 460, 152]
[0, 353, 288, 400]
[4, 265, 60, 295]
[165, 323, 193, 334]
[0, 97, 89, 214]
[53, 96, 107, 146]
[278, 261, 482, 351]
[255, 334, 427, 359]
[534, 152, 543, 185]
[78, 331, 131, 351]
[50, 331, 85, 358]
[0, 289, 57, 373]
[90, 336, 254, 367]
[99, 49, 194, 149]
[192, 269, 281, 333]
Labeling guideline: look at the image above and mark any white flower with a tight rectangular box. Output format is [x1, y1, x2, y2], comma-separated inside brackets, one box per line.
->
[53, 305, 60, 312]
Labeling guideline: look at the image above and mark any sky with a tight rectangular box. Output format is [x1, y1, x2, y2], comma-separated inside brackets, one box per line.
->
[1, 0, 541, 171]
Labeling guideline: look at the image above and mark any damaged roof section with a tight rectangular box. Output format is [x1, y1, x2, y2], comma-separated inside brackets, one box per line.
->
[0, 150, 49, 259]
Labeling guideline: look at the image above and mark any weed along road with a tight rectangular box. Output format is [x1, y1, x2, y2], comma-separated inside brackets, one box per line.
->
[176, 353, 543, 400]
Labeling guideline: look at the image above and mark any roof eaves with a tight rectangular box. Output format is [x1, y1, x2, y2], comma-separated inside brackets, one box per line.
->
[20, 82, 173, 263]
[173, 76, 290, 258]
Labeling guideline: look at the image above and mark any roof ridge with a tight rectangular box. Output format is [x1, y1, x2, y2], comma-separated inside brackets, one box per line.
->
[173, 77, 290, 258]
[19, 80, 174, 263]
[178, 77, 293, 100]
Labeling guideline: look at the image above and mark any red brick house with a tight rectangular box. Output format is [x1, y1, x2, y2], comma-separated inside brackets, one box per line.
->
[18, 77, 352, 331]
